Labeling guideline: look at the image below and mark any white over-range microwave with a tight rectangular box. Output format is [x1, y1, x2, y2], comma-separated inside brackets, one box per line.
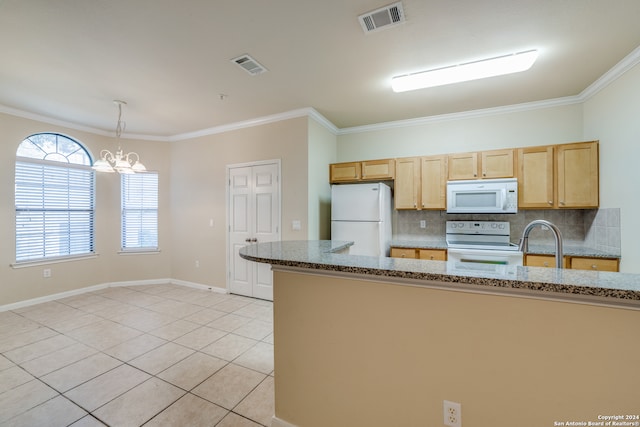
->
[446, 178, 518, 214]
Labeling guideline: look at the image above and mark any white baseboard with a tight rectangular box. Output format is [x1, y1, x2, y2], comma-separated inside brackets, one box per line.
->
[0, 278, 228, 312]
[170, 279, 228, 294]
[0, 282, 109, 312]
[271, 416, 298, 427]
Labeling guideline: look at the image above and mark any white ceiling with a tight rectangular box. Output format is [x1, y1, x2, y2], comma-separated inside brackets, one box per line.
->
[1, 0, 640, 139]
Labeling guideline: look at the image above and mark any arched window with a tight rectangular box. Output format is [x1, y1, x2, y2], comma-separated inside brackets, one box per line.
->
[15, 133, 95, 263]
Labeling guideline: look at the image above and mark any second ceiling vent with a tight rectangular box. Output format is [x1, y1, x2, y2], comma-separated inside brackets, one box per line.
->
[358, 2, 405, 33]
[231, 54, 268, 75]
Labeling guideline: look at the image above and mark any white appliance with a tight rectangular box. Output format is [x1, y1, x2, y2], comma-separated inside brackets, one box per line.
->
[447, 178, 518, 214]
[331, 183, 392, 257]
[446, 221, 523, 266]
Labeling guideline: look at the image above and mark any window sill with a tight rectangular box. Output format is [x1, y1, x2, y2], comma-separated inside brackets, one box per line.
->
[118, 248, 162, 255]
[11, 253, 99, 269]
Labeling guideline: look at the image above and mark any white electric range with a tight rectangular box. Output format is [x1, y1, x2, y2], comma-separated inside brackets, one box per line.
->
[446, 221, 523, 266]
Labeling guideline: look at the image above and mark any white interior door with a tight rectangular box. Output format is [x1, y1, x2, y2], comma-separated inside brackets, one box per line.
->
[228, 161, 280, 301]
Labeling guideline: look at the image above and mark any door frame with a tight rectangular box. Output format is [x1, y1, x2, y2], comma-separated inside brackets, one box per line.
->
[225, 159, 282, 295]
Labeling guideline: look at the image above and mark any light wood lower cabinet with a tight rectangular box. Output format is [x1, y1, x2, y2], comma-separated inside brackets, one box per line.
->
[390, 247, 447, 261]
[567, 256, 619, 272]
[524, 254, 568, 269]
[418, 249, 447, 261]
[524, 254, 619, 272]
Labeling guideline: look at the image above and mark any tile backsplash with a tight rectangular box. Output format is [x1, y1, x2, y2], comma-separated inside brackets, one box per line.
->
[393, 208, 621, 255]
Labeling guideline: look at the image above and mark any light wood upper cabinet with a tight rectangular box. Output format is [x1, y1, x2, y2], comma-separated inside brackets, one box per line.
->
[448, 152, 478, 180]
[420, 155, 447, 209]
[395, 155, 447, 210]
[361, 159, 395, 181]
[448, 149, 514, 180]
[330, 159, 395, 183]
[481, 149, 514, 178]
[518, 145, 554, 208]
[330, 162, 360, 183]
[394, 157, 421, 209]
[518, 141, 599, 209]
[556, 141, 599, 208]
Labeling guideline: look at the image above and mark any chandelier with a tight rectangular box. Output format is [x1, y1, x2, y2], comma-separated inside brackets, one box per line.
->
[92, 100, 146, 174]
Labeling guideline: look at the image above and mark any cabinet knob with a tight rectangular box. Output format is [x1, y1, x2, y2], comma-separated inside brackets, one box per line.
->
[414, 203, 417, 207]
[543, 262, 549, 267]
[474, 173, 477, 177]
[591, 264, 597, 270]
[401, 254, 406, 258]
[430, 256, 434, 260]
[560, 201, 565, 205]
[483, 173, 486, 177]
[548, 201, 553, 205]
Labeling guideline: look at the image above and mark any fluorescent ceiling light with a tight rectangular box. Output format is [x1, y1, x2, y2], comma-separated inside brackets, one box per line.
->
[391, 50, 539, 92]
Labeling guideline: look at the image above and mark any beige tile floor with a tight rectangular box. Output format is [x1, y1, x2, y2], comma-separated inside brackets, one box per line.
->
[0, 284, 274, 426]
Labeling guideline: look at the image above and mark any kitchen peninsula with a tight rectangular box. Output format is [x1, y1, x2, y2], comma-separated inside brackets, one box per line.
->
[240, 240, 640, 427]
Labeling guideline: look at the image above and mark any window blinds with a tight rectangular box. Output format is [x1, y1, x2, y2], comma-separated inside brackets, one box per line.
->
[15, 161, 95, 262]
[121, 172, 158, 250]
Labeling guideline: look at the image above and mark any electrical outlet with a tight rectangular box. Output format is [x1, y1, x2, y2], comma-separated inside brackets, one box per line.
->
[443, 400, 461, 427]
[43, 268, 51, 278]
[419, 220, 427, 229]
[195, 260, 200, 268]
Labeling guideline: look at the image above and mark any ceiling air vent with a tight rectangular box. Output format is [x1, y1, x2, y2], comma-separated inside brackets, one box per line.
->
[231, 54, 268, 75]
[358, 2, 405, 34]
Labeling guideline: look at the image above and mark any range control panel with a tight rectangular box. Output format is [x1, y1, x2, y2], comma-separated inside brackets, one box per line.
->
[446, 221, 510, 236]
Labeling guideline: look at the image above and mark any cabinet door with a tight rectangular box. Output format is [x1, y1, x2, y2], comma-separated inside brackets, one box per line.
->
[448, 152, 478, 180]
[390, 247, 418, 258]
[330, 162, 361, 183]
[418, 249, 447, 261]
[518, 146, 554, 208]
[420, 155, 447, 209]
[524, 254, 566, 268]
[556, 141, 599, 208]
[361, 159, 395, 181]
[568, 257, 619, 272]
[481, 149, 514, 178]
[395, 157, 421, 209]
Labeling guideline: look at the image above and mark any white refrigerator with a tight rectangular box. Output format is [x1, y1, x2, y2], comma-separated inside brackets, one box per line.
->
[331, 183, 392, 257]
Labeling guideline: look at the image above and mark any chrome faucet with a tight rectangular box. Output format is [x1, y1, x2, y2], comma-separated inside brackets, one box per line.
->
[518, 220, 564, 269]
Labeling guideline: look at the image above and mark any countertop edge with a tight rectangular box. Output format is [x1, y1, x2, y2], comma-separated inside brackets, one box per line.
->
[239, 241, 639, 309]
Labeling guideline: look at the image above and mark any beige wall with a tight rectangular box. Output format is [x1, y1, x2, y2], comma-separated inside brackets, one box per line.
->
[307, 117, 337, 240]
[274, 270, 640, 427]
[336, 103, 584, 161]
[583, 63, 640, 273]
[169, 117, 310, 288]
[0, 113, 172, 305]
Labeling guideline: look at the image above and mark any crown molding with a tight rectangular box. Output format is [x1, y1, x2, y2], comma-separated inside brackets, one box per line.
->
[337, 96, 583, 135]
[169, 107, 337, 141]
[578, 44, 640, 101]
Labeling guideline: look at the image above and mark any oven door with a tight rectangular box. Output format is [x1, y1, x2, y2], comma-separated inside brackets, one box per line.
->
[447, 248, 523, 266]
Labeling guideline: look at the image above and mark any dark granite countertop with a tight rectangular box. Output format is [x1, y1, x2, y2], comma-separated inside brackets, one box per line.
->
[390, 239, 620, 258]
[240, 240, 639, 308]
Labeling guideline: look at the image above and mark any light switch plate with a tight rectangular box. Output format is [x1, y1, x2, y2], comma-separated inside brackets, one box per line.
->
[292, 220, 301, 231]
